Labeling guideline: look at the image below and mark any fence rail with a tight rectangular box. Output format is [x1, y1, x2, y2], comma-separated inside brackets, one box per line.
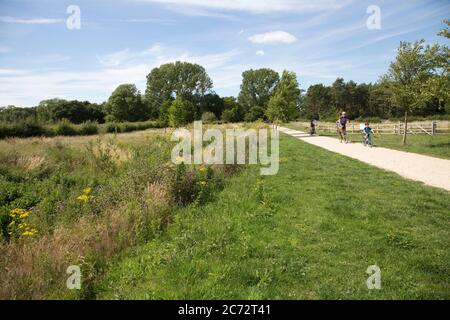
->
[293, 121, 450, 135]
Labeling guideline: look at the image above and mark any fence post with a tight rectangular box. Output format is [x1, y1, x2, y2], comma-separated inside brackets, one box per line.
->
[432, 120, 436, 135]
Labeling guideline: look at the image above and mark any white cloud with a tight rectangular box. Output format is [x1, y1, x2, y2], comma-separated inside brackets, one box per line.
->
[256, 50, 265, 56]
[248, 31, 297, 44]
[97, 44, 164, 67]
[0, 16, 64, 24]
[139, 0, 352, 13]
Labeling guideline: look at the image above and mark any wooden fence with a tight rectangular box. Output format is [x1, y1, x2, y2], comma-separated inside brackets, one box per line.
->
[293, 121, 450, 135]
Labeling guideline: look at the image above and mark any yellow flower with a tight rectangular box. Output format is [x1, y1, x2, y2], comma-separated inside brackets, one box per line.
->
[77, 194, 89, 202]
[198, 181, 207, 186]
[83, 187, 92, 195]
[198, 166, 207, 172]
[19, 212, 29, 219]
[77, 194, 94, 202]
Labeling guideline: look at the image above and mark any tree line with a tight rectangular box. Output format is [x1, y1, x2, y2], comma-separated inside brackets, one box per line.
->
[1, 20, 449, 131]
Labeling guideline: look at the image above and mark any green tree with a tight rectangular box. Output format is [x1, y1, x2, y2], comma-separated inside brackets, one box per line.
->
[238, 68, 279, 121]
[302, 84, 333, 120]
[385, 40, 448, 144]
[168, 97, 191, 127]
[437, 19, 450, 39]
[145, 61, 213, 119]
[221, 97, 243, 123]
[105, 84, 147, 122]
[266, 70, 300, 124]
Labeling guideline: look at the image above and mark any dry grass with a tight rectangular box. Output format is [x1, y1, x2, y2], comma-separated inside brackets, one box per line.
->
[0, 185, 172, 299]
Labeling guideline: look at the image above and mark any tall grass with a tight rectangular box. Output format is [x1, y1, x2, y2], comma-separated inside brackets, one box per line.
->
[0, 129, 242, 299]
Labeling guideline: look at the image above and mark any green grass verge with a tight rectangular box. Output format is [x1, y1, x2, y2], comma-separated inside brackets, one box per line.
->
[97, 134, 450, 299]
[286, 122, 450, 160]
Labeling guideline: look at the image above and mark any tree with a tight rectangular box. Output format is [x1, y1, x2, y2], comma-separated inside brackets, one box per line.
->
[221, 97, 243, 123]
[302, 84, 333, 119]
[105, 84, 147, 122]
[168, 97, 191, 127]
[198, 93, 224, 119]
[266, 70, 300, 124]
[238, 68, 279, 121]
[437, 19, 450, 39]
[384, 40, 448, 144]
[36, 99, 105, 124]
[145, 61, 213, 119]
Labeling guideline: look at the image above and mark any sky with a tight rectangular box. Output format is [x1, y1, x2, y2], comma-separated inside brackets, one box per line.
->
[0, 0, 449, 107]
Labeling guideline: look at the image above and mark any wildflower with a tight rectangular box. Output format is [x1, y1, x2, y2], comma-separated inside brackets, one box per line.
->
[77, 194, 89, 202]
[22, 230, 37, 237]
[19, 211, 29, 219]
[198, 166, 207, 172]
[77, 187, 94, 202]
[198, 181, 207, 186]
[10, 208, 31, 219]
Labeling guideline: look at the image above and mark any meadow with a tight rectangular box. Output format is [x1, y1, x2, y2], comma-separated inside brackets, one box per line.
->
[97, 133, 450, 299]
[0, 126, 449, 299]
[0, 127, 241, 299]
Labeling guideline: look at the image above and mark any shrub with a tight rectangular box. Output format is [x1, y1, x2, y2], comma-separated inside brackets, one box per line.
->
[0, 121, 47, 138]
[79, 121, 99, 135]
[201, 112, 217, 124]
[55, 119, 78, 136]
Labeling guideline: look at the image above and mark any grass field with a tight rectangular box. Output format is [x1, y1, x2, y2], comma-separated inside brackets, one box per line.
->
[97, 133, 450, 299]
[0, 128, 242, 299]
[286, 122, 450, 160]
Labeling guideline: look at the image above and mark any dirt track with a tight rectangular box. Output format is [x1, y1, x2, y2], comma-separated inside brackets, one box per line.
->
[278, 127, 450, 191]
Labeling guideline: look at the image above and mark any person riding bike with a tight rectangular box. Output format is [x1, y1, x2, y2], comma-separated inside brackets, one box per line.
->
[337, 112, 349, 143]
[363, 122, 374, 147]
[310, 119, 317, 136]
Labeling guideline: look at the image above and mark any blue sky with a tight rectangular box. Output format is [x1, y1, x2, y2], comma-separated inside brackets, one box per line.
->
[0, 0, 449, 107]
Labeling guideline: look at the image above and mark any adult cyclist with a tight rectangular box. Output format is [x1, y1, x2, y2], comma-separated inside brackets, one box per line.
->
[337, 111, 349, 143]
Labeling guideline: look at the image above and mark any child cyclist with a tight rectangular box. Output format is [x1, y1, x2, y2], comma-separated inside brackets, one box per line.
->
[363, 122, 374, 147]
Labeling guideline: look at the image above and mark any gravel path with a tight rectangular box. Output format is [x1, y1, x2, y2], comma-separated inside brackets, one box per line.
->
[278, 126, 450, 191]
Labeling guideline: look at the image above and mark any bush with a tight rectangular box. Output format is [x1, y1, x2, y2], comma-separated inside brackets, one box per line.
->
[0, 121, 47, 138]
[201, 112, 217, 124]
[104, 122, 119, 134]
[79, 121, 99, 135]
[55, 119, 78, 136]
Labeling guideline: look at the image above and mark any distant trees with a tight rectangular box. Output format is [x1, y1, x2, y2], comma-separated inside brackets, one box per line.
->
[266, 70, 300, 124]
[36, 99, 105, 124]
[221, 97, 243, 123]
[105, 84, 147, 122]
[2, 21, 449, 133]
[238, 68, 280, 121]
[145, 61, 213, 120]
[302, 84, 332, 120]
